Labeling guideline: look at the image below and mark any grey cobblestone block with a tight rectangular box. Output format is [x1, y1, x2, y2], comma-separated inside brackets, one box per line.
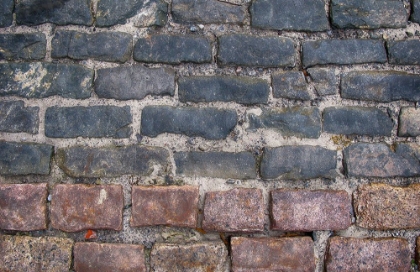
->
[272, 71, 312, 100]
[399, 107, 420, 137]
[132, 0, 167, 27]
[307, 68, 337, 96]
[0, 34, 46, 60]
[0, 0, 13, 27]
[412, 0, 420, 23]
[0, 101, 39, 134]
[388, 40, 420, 65]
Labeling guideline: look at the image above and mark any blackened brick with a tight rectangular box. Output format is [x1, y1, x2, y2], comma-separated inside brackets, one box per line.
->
[399, 107, 420, 137]
[307, 68, 337, 96]
[272, 71, 312, 100]
[388, 40, 420, 65]
[0, 33, 46, 60]
[0, 101, 39, 134]
[0, 0, 13, 27]
[412, 0, 420, 23]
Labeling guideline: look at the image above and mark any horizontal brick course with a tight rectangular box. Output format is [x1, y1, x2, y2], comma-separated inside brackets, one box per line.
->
[399, 107, 420, 137]
[388, 40, 420, 65]
[0, 101, 39, 134]
[0, 33, 46, 60]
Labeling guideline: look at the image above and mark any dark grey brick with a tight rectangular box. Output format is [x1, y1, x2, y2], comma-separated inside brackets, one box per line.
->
[141, 106, 237, 140]
[0, 62, 93, 99]
[172, 0, 246, 24]
[218, 35, 295, 68]
[248, 107, 321, 138]
[323, 107, 393, 137]
[250, 0, 329, 31]
[302, 39, 387, 67]
[57, 145, 170, 178]
[175, 151, 256, 179]
[0, 34, 46, 60]
[388, 40, 420, 65]
[0, 0, 13, 27]
[341, 71, 420, 102]
[331, 0, 407, 29]
[178, 76, 269, 105]
[399, 107, 420, 137]
[95, 65, 175, 100]
[132, 0, 167, 27]
[344, 143, 420, 178]
[0, 142, 52, 175]
[52, 31, 132, 63]
[134, 35, 212, 64]
[307, 68, 337, 96]
[16, 0, 93, 26]
[272, 72, 312, 100]
[45, 106, 132, 138]
[260, 146, 337, 180]
[412, 0, 420, 23]
[0, 101, 39, 134]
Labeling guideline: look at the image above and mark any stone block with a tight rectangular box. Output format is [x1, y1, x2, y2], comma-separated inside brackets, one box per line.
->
[388, 40, 420, 65]
[0, 0, 13, 27]
[0, 101, 39, 134]
[0, 33, 46, 60]
[399, 107, 420, 137]
[307, 68, 337, 96]
[412, 0, 420, 23]
[272, 72, 312, 100]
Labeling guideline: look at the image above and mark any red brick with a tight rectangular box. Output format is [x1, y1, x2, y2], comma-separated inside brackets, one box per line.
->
[50, 184, 123, 232]
[202, 188, 264, 232]
[0, 183, 47, 231]
[271, 189, 351, 231]
[355, 183, 420, 230]
[131, 185, 199, 228]
[326, 237, 410, 272]
[74, 242, 146, 272]
[231, 237, 315, 272]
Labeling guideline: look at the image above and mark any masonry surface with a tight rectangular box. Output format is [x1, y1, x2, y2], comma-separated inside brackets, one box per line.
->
[0, 0, 420, 271]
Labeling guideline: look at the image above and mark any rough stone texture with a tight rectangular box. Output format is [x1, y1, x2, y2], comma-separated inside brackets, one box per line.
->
[151, 242, 229, 272]
[141, 106, 237, 140]
[331, 0, 407, 29]
[218, 35, 295, 68]
[0, 142, 52, 175]
[417, 237, 420, 267]
[178, 76, 269, 105]
[412, 0, 420, 23]
[50, 184, 124, 232]
[343, 143, 420, 178]
[250, 0, 329, 32]
[354, 183, 420, 230]
[0, 0, 13, 27]
[74, 242, 146, 272]
[0, 183, 47, 231]
[134, 35, 212, 64]
[388, 40, 420, 65]
[323, 107, 393, 136]
[302, 39, 387, 67]
[0, 34, 46, 60]
[307, 68, 337, 96]
[271, 189, 352, 231]
[231, 237, 316, 272]
[248, 107, 321, 138]
[341, 71, 420, 102]
[272, 72, 312, 100]
[0, 235, 73, 272]
[52, 31, 133, 63]
[399, 107, 420, 137]
[57, 145, 169, 178]
[95, 65, 175, 100]
[45, 106, 132, 138]
[131, 0, 168, 27]
[0, 101, 39, 134]
[15, 0, 93, 26]
[326, 237, 411, 272]
[260, 146, 337, 180]
[0, 62, 93, 99]
[202, 188, 264, 232]
[131, 185, 199, 228]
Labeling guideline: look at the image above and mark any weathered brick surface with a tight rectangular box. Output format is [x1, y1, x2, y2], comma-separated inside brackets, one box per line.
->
[202, 188, 264, 232]
[344, 143, 420, 178]
[248, 107, 321, 138]
[413, 0, 420, 23]
[231, 237, 315, 272]
[74, 242, 146, 272]
[271, 189, 351, 231]
[57, 145, 169, 178]
[174, 151, 256, 179]
[0, 0, 13, 27]
[45, 106, 132, 138]
[150, 242, 229, 272]
[388, 40, 420, 65]
[323, 107, 393, 136]
[0, 33, 46, 60]
[0, 183, 47, 231]
[399, 107, 420, 137]
[307, 68, 337, 96]
[0, 235, 73, 272]
[51, 184, 124, 232]
[354, 183, 420, 230]
[250, 0, 329, 32]
[0, 62, 93, 99]
[130, 0, 168, 27]
[141, 106, 237, 140]
[95, 65, 175, 100]
[218, 35, 295, 68]
[260, 146, 337, 180]
[52, 31, 133, 63]
[0, 142, 52, 175]
[134, 35, 212, 64]
[131, 185, 199, 228]
[178, 76, 269, 105]
[0, 101, 39, 134]
[326, 237, 411, 272]
[272, 72, 312, 100]
[302, 39, 387, 67]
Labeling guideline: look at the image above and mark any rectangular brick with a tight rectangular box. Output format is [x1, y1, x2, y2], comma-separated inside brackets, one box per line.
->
[203, 188, 264, 232]
[0, 0, 13, 27]
[231, 237, 315, 272]
[131, 185, 199, 228]
[413, 0, 420, 23]
[307, 68, 338, 96]
[51, 184, 124, 232]
[399, 107, 420, 137]
[0, 101, 39, 134]
[388, 40, 420, 65]
[0, 33, 46, 60]
[354, 183, 420, 230]
[272, 72, 312, 100]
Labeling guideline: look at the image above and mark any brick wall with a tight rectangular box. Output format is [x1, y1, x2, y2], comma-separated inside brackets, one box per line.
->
[0, 0, 420, 271]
